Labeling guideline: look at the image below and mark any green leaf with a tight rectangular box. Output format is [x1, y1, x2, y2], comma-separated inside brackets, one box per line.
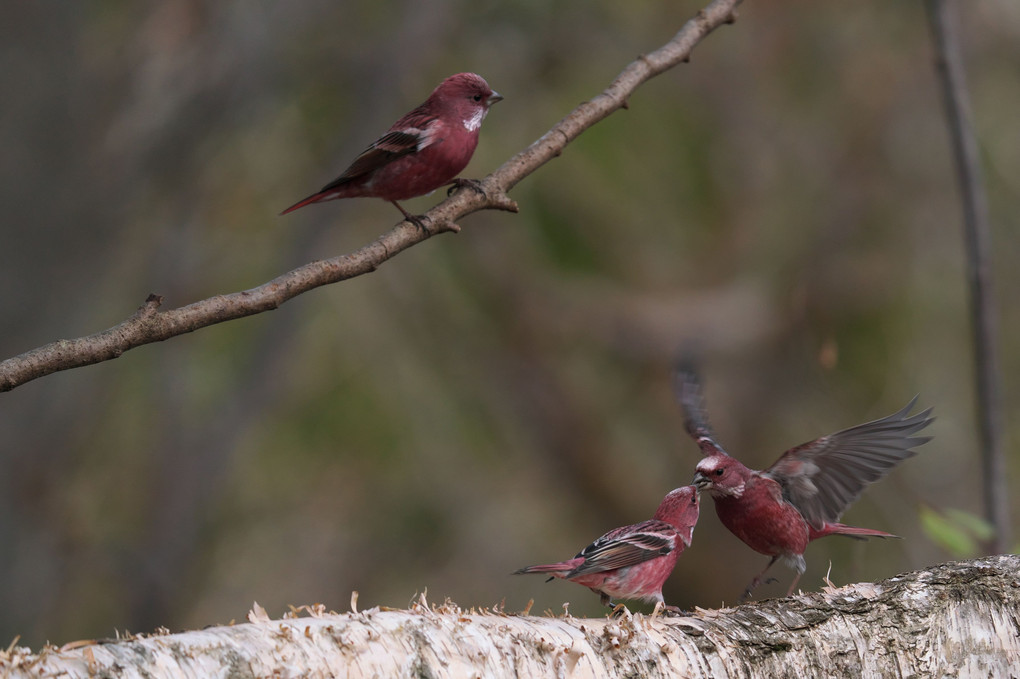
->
[943, 508, 995, 543]
[919, 505, 978, 557]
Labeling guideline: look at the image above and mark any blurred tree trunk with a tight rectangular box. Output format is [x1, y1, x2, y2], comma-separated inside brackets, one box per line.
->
[4, 555, 1017, 678]
[924, 0, 1008, 554]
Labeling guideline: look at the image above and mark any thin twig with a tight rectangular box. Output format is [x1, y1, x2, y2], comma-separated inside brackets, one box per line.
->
[0, 0, 742, 394]
[924, 0, 1008, 552]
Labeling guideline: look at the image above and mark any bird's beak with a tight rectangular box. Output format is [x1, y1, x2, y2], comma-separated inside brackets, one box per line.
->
[488, 91, 503, 106]
[693, 471, 711, 491]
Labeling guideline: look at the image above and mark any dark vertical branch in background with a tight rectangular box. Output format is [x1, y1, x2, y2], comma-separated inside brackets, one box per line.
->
[924, 0, 1008, 553]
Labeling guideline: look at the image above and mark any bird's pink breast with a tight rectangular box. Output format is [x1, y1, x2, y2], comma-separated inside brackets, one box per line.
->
[713, 486, 810, 557]
[364, 124, 479, 201]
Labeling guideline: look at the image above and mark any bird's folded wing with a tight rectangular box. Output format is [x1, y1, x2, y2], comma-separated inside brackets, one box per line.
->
[321, 122, 436, 190]
[566, 521, 676, 577]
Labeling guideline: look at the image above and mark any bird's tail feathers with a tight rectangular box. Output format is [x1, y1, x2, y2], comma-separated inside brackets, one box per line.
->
[280, 192, 326, 215]
[512, 563, 571, 577]
[815, 523, 901, 541]
[281, 184, 352, 215]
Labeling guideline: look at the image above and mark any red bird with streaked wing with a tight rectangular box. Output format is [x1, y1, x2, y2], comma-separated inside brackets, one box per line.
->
[514, 486, 700, 613]
[282, 73, 502, 227]
[677, 365, 933, 601]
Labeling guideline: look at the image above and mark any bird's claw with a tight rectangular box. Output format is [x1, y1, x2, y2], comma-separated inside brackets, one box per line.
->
[390, 201, 430, 233]
[446, 177, 486, 197]
[738, 576, 779, 603]
[738, 583, 762, 603]
[404, 214, 430, 233]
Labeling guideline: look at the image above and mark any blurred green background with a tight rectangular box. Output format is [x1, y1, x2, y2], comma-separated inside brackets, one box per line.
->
[1, 0, 1017, 647]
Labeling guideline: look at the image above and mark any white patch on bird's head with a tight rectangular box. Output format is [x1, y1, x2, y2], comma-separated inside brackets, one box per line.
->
[462, 108, 485, 132]
[696, 456, 744, 498]
[696, 456, 724, 475]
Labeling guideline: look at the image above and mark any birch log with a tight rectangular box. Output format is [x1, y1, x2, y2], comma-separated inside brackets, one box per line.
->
[3, 556, 1018, 678]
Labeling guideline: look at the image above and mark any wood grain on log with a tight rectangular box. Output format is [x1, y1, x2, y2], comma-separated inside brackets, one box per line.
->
[3, 556, 1018, 678]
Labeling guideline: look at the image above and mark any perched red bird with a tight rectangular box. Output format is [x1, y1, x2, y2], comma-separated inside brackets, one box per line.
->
[514, 486, 700, 613]
[676, 365, 933, 601]
[281, 73, 502, 226]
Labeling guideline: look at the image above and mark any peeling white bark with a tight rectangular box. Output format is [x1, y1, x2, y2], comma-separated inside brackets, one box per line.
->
[3, 556, 1018, 678]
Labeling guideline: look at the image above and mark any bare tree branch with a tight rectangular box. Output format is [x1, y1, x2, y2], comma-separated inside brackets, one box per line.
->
[3, 556, 1017, 678]
[924, 0, 1008, 552]
[0, 0, 742, 394]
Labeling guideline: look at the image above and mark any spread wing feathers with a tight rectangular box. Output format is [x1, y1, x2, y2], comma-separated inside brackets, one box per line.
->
[674, 357, 732, 458]
[566, 521, 677, 578]
[674, 359, 712, 439]
[766, 397, 934, 529]
[320, 120, 436, 190]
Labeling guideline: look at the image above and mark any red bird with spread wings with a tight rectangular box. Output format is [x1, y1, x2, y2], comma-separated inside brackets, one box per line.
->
[677, 365, 933, 601]
[281, 73, 502, 227]
[514, 486, 700, 613]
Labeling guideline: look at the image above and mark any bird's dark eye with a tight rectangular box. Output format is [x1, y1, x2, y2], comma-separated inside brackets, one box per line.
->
[472, 94, 483, 102]
[715, 469, 724, 476]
